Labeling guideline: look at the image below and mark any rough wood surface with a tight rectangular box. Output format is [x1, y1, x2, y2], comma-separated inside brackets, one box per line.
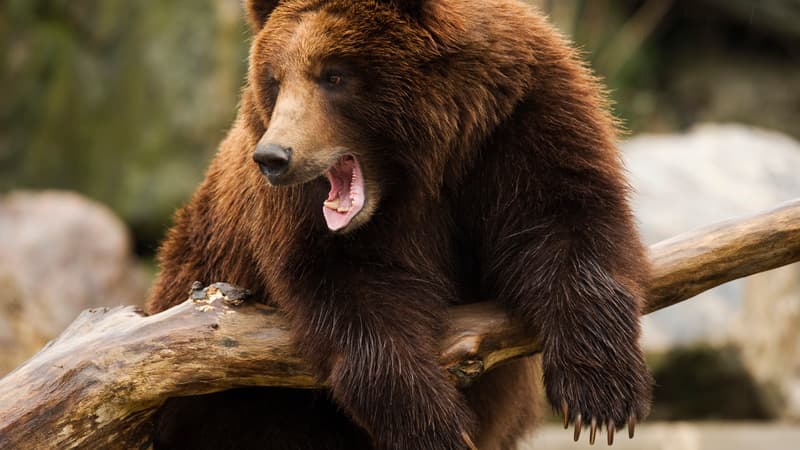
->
[0, 199, 799, 449]
[646, 199, 800, 313]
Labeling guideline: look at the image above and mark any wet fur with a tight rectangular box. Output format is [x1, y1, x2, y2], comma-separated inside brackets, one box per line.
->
[147, 0, 652, 448]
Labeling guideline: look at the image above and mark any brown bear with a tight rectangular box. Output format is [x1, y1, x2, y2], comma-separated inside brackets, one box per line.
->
[146, 0, 653, 449]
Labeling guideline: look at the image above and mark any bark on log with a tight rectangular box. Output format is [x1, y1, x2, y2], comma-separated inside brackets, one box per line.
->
[1, 199, 799, 449]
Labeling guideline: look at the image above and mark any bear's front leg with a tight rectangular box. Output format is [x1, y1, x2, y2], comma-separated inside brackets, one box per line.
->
[288, 280, 476, 450]
[537, 273, 652, 445]
[486, 216, 652, 445]
[328, 336, 476, 450]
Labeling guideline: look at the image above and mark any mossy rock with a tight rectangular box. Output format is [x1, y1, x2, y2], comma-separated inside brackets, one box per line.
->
[650, 345, 783, 421]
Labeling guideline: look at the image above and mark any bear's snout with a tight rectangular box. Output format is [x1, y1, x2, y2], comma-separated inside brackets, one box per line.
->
[253, 143, 292, 182]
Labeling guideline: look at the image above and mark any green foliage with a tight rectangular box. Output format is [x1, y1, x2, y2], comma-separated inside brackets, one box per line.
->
[0, 0, 249, 250]
[3, 0, 798, 251]
[537, 0, 674, 132]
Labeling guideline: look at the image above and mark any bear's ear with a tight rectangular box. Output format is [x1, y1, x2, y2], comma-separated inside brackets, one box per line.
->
[245, 0, 280, 31]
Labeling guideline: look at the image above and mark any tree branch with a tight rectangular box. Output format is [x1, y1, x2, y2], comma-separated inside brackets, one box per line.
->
[1, 199, 799, 448]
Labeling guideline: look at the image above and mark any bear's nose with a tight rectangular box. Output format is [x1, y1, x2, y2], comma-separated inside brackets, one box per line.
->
[253, 143, 292, 179]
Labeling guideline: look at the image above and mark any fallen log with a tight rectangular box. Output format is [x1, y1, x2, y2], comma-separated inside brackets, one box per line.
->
[1, 199, 799, 449]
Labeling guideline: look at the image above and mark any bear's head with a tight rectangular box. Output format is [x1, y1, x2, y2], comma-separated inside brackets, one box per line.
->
[242, 0, 476, 233]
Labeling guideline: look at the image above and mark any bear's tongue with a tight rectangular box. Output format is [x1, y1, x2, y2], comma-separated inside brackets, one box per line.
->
[323, 155, 365, 231]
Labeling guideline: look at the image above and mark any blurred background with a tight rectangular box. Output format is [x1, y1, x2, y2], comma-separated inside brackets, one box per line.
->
[1, 0, 799, 448]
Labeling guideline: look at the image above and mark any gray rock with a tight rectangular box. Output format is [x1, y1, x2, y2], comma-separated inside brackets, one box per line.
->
[0, 190, 149, 374]
[623, 123, 800, 418]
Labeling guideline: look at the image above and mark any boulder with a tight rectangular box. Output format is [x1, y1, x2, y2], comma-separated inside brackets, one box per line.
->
[0, 191, 149, 374]
[623, 123, 800, 418]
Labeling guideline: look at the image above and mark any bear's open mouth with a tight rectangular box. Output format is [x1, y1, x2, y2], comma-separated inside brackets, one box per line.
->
[322, 155, 365, 231]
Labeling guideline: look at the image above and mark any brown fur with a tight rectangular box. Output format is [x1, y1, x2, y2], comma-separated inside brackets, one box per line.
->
[147, 0, 652, 448]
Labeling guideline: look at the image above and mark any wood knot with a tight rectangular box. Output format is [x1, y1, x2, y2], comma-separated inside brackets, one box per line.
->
[189, 282, 253, 309]
[448, 359, 485, 388]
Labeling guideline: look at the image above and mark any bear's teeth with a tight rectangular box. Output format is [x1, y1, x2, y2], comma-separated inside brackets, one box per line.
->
[325, 198, 351, 213]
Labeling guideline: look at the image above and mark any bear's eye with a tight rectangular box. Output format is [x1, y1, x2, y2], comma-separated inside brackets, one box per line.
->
[265, 75, 280, 100]
[321, 70, 345, 89]
[264, 65, 280, 86]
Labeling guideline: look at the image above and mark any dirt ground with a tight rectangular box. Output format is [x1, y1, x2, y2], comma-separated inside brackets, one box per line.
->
[521, 422, 800, 450]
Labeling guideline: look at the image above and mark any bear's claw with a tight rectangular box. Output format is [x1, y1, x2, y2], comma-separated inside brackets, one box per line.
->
[607, 419, 615, 445]
[562, 403, 637, 446]
[628, 415, 636, 439]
